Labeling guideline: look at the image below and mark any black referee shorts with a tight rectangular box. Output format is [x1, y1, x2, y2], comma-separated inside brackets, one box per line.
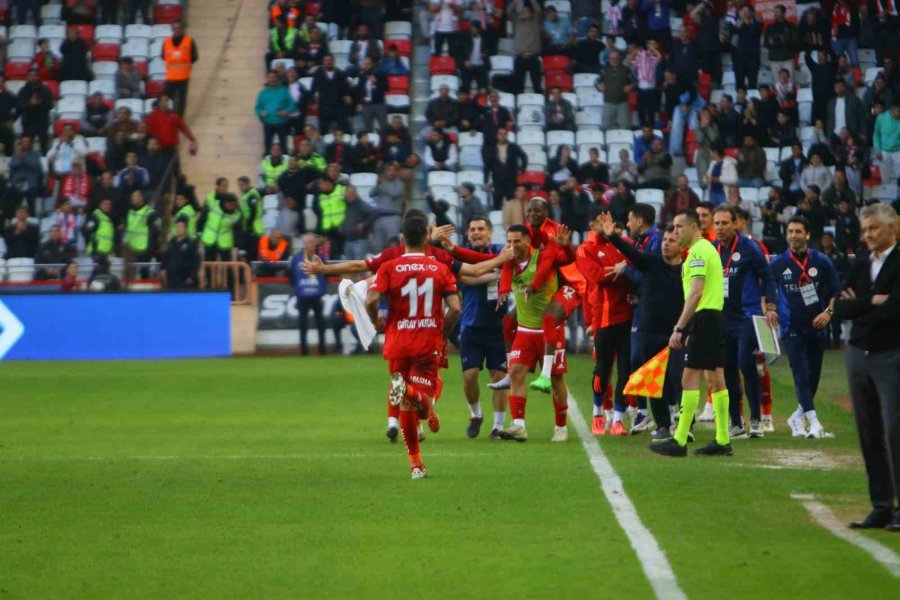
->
[684, 310, 725, 370]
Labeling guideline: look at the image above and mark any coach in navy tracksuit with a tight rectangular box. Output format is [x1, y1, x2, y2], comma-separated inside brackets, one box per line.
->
[713, 205, 778, 438]
[622, 203, 664, 433]
[770, 216, 840, 438]
[290, 237, 328, 356]
[456, 216, 508, 439]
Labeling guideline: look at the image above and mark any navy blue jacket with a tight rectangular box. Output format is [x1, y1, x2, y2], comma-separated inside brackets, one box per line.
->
[289, 252, 327, 298]
[459, 243, 506, 332]
[770, 248, 840, 336]
[714, 234, 777, 335]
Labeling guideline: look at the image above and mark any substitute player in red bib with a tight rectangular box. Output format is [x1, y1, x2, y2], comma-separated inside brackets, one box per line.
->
[366, 215, 461, 479]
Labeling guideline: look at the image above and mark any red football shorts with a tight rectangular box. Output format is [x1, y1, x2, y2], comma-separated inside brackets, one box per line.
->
[552, 285, 582, 318]
[509, 326, 567, 374]
[388, 357, 440, 398]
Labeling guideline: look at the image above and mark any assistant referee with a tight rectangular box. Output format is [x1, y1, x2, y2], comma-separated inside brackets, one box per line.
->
[651, 208, 733, 458]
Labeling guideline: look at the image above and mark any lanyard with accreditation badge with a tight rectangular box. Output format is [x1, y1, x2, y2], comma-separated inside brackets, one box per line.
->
[719, 235, 738, 298]
[790, 251, 820, 306]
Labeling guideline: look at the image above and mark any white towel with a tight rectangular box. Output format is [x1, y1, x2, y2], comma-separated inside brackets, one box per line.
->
[338, 279, 377, 350]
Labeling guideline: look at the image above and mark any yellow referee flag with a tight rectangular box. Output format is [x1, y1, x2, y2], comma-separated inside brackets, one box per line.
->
[623, 347, 670, 399]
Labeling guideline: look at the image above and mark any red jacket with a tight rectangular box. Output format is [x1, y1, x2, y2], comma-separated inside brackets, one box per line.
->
[146, 109, 196, 150]
[576, 231, 633, 329]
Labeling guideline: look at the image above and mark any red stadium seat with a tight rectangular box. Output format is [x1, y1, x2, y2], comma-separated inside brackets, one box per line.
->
[44, 80, 60, 100]
[724, 147, 739, 158]
[686, 141, 698, 165]
[387, 75, 410, 94]
[429, 56, 457, 76]
[54, 119, 80, 136]
[154, 4, 183, 24]
[543, 55, 570, 71]
[4, 61, 31, 80]
[134, 61, 148, 79]
[864, 164, 882, 186]
[67, 24, 94, 45]
[146, 79, 166, 98]
[92, 43, 121, 62]
[530, 189, 548, 200]
[517, 170, 547, 188]
[698, 72, 712, 100]
[304, 1, 322, 15]
[102, 98, 115, 110]
[544, 70, 572, 92]
[388, 39, 412, 58]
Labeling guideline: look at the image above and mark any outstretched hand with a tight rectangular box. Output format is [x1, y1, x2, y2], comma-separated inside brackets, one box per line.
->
[598, 212, 616, 237]
[431, 224, 455, 246]
[554, 223, 572, 246]
[302, 255, 323, 274]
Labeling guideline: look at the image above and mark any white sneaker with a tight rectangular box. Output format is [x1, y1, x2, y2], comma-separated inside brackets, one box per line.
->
[806, 421, 826, 439]
[787, 412, 807, 438]
[499, 424, 528, 442]
[729, 425, 748, 440]
[697, 402, 716, 422]
[389, 372, 406, 406]
[626, 405, 638, 421]
[551, 426, 568, 442]
[761, 415, 775, 433]
[488, 375, 511, 390]
[410, 462, 428, 480]
[749, 418, 764, 439]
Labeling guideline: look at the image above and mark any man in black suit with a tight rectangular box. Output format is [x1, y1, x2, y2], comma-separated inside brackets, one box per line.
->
[834, 203, 900, 532]
[778, 143, 808, 203]
[311, 54, 353, 133]
[479, 89, 513, 148]
[483, 128, 528, 210]
[457, 22, 490, 93]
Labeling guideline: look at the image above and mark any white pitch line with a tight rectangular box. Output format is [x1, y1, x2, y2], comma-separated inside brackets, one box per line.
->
[567, 393, 687, 600]
[0, 452, 496, 462]
[791, 493, 900, 577]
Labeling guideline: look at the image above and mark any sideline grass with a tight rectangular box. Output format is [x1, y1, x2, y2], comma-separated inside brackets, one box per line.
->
[0, 352, 895, 599]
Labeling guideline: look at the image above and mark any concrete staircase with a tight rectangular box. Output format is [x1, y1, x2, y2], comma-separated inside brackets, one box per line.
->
[179, 0, 267, 193]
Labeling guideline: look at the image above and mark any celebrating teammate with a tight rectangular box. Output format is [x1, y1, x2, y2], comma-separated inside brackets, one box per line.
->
[365, 214, 461, 480]
[497, 224, 571, 443]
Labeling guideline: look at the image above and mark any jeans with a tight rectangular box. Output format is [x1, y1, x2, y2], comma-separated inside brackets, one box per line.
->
[725, 318, 762, 425]
[636, 331, 685, 429]
[737, 177, 766, 188]
[783, 331, 826, 413]
[603, 102, 629, 130]
[344, 238, 370, 260]
[831, 37, 860, 67]
[668, 99, 702, 156]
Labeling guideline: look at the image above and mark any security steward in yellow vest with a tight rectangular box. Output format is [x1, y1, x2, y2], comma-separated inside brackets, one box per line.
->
[170, 192, 198, 240]
[266, 18, 299, 66]
[237, 175, 265, 261]
[162, 22, 198, 115]
[314, 177, 347, 257]
[124, 191, 159, 277]
[84, 198, 117, 257]
[259, 142, 289, 193]
[199, 193, 243, 262]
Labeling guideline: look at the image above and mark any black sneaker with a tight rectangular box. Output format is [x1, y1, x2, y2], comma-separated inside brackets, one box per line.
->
[467, 416, 484, 438]
[651, 426, 673, 443]
[693, 441, 734, 456]
[488, 428, 502, 440]
[386, 425, 399, 443]
[648, 438, 687, 457]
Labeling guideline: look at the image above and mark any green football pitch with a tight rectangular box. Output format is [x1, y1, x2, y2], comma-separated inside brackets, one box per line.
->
[1, 352, 898, 599]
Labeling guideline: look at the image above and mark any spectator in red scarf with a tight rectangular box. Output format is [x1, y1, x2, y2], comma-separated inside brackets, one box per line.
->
[60, 160, 91, 211]
[831, 0, 861, 67]
[32, 39, 61, 81]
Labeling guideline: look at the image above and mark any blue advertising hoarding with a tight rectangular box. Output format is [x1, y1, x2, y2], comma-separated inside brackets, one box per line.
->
[0, 292, 231, 360]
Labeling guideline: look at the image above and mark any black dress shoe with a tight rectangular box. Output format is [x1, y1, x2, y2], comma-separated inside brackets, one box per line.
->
[849, 510, 893, 529]
[886, 513, 900, 532]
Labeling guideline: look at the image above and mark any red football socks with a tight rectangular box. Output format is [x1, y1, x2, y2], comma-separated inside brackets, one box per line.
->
[760, 358, 773, 416]
[509, 394, 526, 420]
[399, 409, 420, 459]
[553, 400, 568, 427]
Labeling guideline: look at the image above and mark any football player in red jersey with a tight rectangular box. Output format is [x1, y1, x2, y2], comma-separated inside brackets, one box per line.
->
[303, 209, 509, 442]
[366, 214, 461, 480]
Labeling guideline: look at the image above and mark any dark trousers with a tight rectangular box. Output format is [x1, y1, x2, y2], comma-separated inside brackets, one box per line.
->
[593, 321, 632, 412]
[317, 105, 348, 135]
[298, 296, 326, 356]
[733, 53, 760, 89]
[323, 228, 344, 259]
[636, 89, 658, 127]
[126, 0, 151, 23]
[16, 0, 39, 24]
[434, 31, 458, 57]
[783, 331, 826, 413]
[700, 51, 721, 85]
[513, 55, 543, 94]
[725, 318, 762, 424]
[263, 123, 290, 155]
[636, 331, 684, 429]
[23, 118, 49, 154]
[846, 347, 900, 511]
[165, 80, 190, 115]
[630, 324, 646, 410]
[830, 318, 843, 348]
[460, 65, 489, 92]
